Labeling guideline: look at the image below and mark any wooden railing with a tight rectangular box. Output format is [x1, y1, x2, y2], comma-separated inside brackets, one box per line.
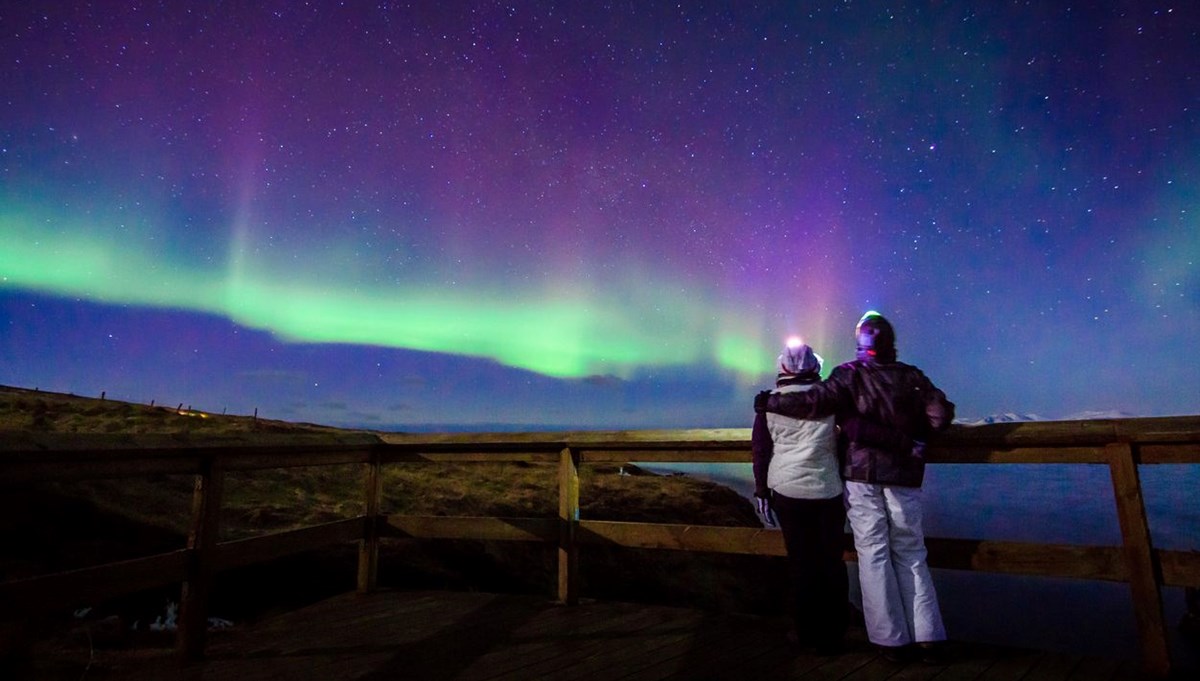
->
[2, 416, 1198, 676]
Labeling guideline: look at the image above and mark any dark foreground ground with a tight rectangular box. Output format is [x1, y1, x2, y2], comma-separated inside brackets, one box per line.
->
[16, 589, 1182, 681]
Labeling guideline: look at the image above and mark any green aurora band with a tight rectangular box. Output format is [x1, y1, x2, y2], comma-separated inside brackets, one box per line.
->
[1, 208, 789, 379]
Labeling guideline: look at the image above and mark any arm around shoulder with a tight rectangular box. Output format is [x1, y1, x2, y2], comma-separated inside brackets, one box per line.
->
[766, 370, 846, 418]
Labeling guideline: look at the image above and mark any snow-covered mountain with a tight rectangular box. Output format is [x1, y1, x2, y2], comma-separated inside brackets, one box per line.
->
[1061, 409, 1139, 421]
[956, 410, 1139, 426]
[955, 412, 1043, 426]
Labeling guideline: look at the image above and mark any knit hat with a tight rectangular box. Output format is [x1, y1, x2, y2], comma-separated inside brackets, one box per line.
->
[777, 337, 822, 375]
[855, 311, 896, 362]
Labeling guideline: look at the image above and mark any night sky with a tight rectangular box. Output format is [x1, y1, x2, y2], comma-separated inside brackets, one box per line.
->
[2, 2, 1197, 430]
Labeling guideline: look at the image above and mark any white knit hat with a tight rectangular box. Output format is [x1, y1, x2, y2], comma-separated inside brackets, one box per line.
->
[777, 337, 822, 375]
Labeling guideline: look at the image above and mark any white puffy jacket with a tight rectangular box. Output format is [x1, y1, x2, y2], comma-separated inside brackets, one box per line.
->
[765, 383, 842, 500]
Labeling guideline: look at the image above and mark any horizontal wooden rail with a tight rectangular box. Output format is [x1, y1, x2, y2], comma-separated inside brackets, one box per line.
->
[1161, 549, 1200, 587]
[578, 519, 786, 555]
[213, 518, 365, 571]
[383, 515, 558, 542]
[1, 455, 204, 484]
[1140, 442, 1200, 464]
[380, 450, 561, 464]
[0, 550, 190, 615]
[929, 446, 1109, 464]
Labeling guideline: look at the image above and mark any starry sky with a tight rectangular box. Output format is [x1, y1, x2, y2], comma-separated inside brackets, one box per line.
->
[1, 2, 1197, 430]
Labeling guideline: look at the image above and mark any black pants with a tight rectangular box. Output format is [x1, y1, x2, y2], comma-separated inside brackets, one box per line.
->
[771, 492, 849, 648]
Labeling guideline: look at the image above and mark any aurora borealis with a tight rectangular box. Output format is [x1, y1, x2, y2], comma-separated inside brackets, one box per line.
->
[2, 2, 1197, 429]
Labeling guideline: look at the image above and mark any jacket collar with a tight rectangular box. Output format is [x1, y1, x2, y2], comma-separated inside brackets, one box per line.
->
[775, 372, 819, 387]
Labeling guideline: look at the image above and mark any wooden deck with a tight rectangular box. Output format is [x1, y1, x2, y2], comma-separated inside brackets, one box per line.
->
[40, 589, 1157, 680]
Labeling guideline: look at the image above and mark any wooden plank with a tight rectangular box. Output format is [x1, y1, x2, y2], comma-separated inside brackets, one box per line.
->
[177, 456, 224, 660]
[937, 420, 1121, 447]
[375, 427, 750, 446]
[925, 538, 1127, 582]
[337, 593, 562, 681]
[357, 454, 382, 594]
[393, 443, 754, 461]
[1020, 652, 1085, 681]
[218, 446, 372, 470]
[746, 639, 832, 679]
[0, 550, 188, 613]
[1159, 549, 1200, 587]
[577, 520, 788, 556]
[792, 645, 876, 680]
[1065, 654, 1125, 680]
[1138, 443, 1200, 464]
[1110, 416, 1200, 444]
[558, 446, 580, 605]
[974, 649, 1042, 680]
[380, 450, 560, 463]
[484, 605, 696, 680]
[926, 644, 1003, 681]
[616, 612, 775, 681]
[837, 655, 916, 680]
[574, 522, 1126, 583]
[928, 446, 1108, 464]
[248, 590, 449, 653]
[0, 455, 203, 484]
[1106, 443, 1171, 677]
[212, 518, 365, 571]
[884, 656, 954, 681]
[581, 448, 750, 463]
[453, 601, 652, 680]
[583, 614, 744, 681]
[376, 416, 1200, 449]
[381, 515, 557, 542]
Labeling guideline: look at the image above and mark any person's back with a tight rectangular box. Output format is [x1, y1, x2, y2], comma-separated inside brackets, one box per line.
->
[764, 378, 840, 499]
[824, 357, 954, 486]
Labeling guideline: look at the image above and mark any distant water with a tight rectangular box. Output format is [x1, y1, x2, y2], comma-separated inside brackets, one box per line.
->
[637, 461, 1200, 664]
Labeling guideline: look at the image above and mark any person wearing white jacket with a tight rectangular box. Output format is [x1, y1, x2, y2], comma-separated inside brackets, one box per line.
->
[751, 338, 847, 655]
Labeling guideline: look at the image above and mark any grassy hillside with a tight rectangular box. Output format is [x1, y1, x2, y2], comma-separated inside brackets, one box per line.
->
[0, 385, 346, 435]
[1, 386, 783, 625]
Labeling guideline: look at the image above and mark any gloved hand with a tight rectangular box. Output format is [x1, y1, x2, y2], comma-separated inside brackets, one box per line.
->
[755, 493, 776, 527]
[910, 440, 927, 461]
[754, 390, 772, 413]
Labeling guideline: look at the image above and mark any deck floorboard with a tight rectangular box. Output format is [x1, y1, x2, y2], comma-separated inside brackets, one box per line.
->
[35, 589, 1167, 680]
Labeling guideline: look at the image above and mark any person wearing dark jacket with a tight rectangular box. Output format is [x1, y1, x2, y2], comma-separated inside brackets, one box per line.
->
[752, 338, 846, 655]
[754, 312, 955, 662]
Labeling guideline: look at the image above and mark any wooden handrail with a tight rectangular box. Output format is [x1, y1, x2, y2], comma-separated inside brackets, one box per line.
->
[1, 416, 1198, 676]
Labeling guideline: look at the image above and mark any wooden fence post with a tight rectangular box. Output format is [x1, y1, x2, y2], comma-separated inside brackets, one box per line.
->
[558, 446, 580, 605]
[178, 453, 224, 661]
[1106, 442, 1171, 677]
[358, 448, 383, 594]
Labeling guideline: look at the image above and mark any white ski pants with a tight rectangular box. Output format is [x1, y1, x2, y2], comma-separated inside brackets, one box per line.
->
[845, 481, 946, 647]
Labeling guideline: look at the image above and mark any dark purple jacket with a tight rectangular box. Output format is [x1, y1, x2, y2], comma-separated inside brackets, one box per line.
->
[765, 358, 954, 487]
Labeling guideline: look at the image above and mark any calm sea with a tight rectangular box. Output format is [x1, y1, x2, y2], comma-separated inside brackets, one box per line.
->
[636, 462, 1200, 664]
